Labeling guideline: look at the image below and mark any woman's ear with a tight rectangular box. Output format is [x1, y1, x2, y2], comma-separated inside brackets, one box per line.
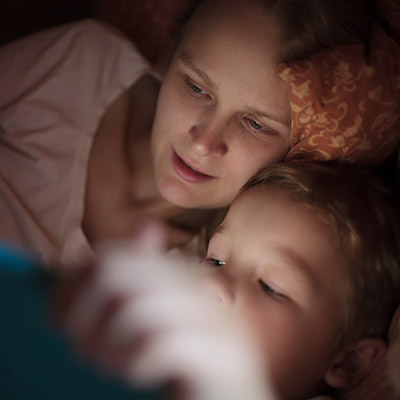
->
[324, 338, 387, 389]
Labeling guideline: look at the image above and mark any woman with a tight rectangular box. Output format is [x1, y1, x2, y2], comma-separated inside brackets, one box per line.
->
[0, 0, 373, 266]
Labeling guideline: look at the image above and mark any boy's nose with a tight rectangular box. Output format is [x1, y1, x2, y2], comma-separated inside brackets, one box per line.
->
[188, 122, 228, 157]
[204, 274, 234, 308]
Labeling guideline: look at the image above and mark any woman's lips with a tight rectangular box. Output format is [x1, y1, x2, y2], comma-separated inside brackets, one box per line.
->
[172, 151, 216, 184]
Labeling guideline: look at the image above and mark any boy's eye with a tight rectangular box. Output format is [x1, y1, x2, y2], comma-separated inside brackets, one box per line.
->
[206, 258, 226, 268]
[258, 279, 287, 300]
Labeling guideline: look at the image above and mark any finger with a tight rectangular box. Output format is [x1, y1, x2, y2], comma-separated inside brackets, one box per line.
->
[51, 262, 96, 326]
[75, 295, 130, 363]
[130, 219, 167, 254]
[128, 331, 274, 400]
[79, 294, 128, 348]
[126, 331, 219, 387]
[103, 290, 217, 346]
[61, 273, 116, 338]
[99, 330, 160, 379]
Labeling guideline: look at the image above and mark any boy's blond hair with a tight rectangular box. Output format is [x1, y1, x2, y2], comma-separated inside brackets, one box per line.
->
[242, 161, 400, 344]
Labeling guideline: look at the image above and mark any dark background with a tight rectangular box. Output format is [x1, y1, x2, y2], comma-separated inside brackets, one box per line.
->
[0, 0, 187, 67]
[0, 0, 95, 46]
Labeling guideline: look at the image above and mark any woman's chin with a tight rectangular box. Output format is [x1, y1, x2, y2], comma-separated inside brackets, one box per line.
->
[161, 187, 203, 209]
[158, 182, 209, 210]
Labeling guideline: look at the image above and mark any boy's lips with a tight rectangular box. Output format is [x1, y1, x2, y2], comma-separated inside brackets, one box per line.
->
[171, 150, 216, 184]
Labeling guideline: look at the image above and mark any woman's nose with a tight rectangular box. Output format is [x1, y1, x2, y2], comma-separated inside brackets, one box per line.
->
[203, 274, 234, 308]
[189, 122, 228, 157]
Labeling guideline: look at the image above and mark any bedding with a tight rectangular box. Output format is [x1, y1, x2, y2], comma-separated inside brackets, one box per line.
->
[279, 21, 400, 166]
[0, 19, 150, 265]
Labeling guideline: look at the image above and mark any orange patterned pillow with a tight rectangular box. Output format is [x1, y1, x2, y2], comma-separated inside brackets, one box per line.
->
[280, 23, 400, 166]
[280, 14, 400, 397]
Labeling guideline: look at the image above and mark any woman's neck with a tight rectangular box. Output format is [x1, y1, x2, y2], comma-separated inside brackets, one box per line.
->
[124, 75, 222, 249]
[83, 73, 211, 250]
[124, 77, 185, 219]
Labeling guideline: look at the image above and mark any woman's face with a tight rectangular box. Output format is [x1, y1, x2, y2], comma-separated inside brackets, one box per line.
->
[151, 0, 291, 209]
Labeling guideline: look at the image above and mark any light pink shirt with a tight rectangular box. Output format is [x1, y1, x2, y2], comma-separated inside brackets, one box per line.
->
[0, 19, 150, 266]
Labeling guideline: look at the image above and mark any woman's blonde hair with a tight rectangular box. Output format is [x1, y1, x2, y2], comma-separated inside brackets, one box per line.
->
[173, 0, 373, 63]
[266, 0, 373, 62]
[242, 161, 400, 344]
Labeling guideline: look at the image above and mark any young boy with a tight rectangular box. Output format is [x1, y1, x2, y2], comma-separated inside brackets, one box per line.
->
[55, 162, 400, 400]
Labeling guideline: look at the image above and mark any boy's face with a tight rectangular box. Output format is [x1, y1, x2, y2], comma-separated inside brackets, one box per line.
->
[200, 186, 350, 399]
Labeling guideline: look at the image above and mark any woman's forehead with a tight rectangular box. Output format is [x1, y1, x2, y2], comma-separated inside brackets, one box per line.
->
[183, 0, 276, 42]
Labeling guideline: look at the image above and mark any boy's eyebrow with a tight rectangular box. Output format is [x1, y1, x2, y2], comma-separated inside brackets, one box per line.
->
[211, 224, 318, 288]
[212, 224, 226, 237]
[178, 52, 290, 128]
[273, 246, 319, 289]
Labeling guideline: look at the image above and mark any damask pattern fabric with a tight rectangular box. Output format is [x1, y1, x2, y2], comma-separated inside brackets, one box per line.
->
[280, 22, 400, 165]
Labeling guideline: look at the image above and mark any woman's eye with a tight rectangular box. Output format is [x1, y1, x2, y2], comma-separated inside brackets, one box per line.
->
[249, 118, 265, 131]
[246, 117, 267, 132]
[258, 279, 287, 300]
[206, 258, 226, 268]
[185, 78, 209, 97]
[245, 117, 276, 136]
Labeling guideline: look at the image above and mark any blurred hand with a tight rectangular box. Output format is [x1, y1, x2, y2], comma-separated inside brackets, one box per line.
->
[53, 221, 276, 400]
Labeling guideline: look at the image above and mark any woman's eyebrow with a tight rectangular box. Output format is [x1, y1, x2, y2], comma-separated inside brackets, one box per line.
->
[178, 52, 290, 129]
[178, 51, 217, 90]
[245, 106, 291, 128]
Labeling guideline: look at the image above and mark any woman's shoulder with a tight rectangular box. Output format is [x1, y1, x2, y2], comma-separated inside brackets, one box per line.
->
[0, 18, 151, 119]
[0, 19, 150, 84]
[0, 18, 135, 53]
[0, 19, 152, 266]
[55, 18, 142, 55]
